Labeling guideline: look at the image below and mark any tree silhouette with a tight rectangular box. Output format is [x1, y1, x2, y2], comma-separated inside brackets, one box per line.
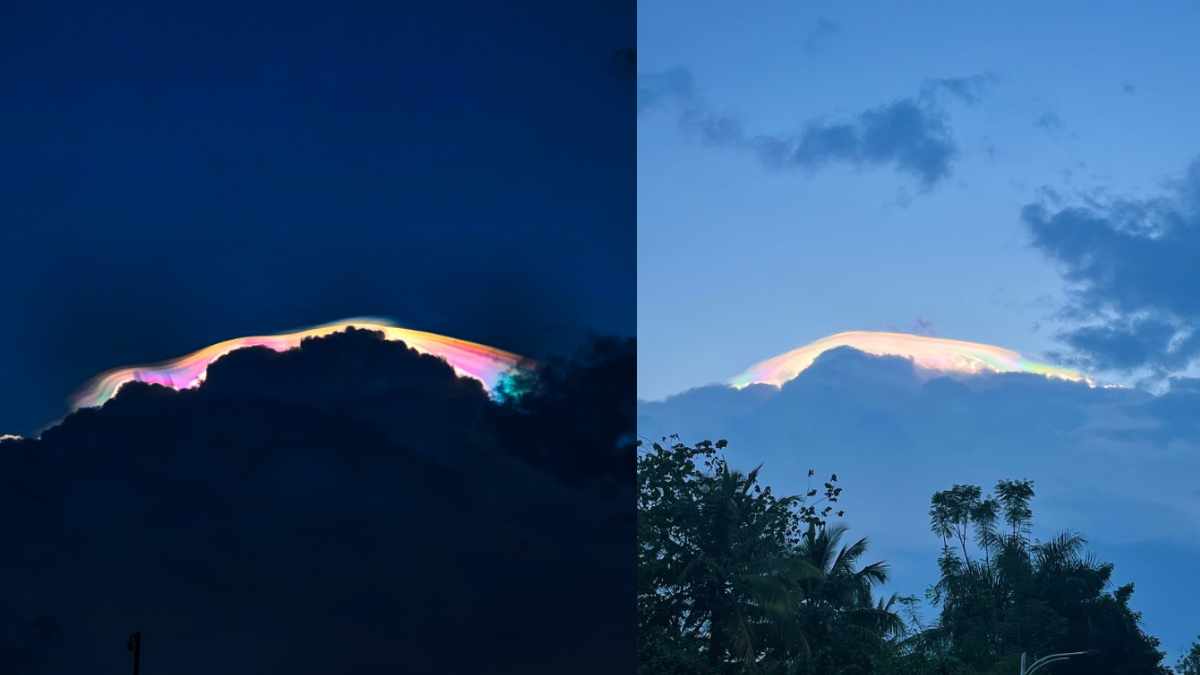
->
[636, 437, 1176, 675]
[637, 437, 902, 674]
[1177, 637, 1200, 675]
[908, 480, 1170, 674]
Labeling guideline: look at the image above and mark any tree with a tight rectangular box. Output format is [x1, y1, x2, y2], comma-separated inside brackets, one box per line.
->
[1177, 637, 1200, 675]
[790, 523, 907, 674]
[905, 480, 1171, 675]
[637, 436, 902, 674]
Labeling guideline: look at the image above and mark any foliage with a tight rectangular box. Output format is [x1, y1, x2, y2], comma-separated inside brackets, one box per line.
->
[637, 436, 903, 674]
[897, 480, 1171, 675]
[1177, 638, 1200, 675]
[637, 434, 1176, 675]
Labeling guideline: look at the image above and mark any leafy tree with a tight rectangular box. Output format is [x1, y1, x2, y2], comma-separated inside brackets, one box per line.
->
[1176, 637, 1200, 675]
[903, 480, 1171, 675]
[637, 436, 902, 674]
[637, 435, 1174, 675]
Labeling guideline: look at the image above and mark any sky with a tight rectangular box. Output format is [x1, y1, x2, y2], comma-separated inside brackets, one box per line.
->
[638, 0, 1200, 401]
[0, 4, 636, 669]
[1, 0, 633, 435]
[639, 348, 1200, 661]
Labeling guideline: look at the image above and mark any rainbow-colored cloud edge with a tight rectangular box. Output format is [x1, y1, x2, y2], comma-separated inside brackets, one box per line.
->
[71, 317, 531, 412]
[730, 331, 1098, 389]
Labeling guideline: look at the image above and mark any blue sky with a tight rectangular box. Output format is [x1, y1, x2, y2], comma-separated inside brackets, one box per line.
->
[638, 0, 1200, 400]
[0, 1, 632, 434]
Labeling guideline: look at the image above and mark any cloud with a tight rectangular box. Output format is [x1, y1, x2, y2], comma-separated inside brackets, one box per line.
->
[802, 17, 840, 55]
[911, 317, 936, 335]
[638, 346, 1200, 659]
[764, 99, 958, 187]
[636, 66, 694, 114]
[1022, 157, 1200, 376]
[638, 67, 985, 188]
[1, 328, 634, 673]
[920, 73, 997, 106]
[1050, 318, 1194, 372]
[1034, 111, 1065, 134]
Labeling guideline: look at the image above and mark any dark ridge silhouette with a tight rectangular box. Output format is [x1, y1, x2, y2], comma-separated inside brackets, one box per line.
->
[0, 327, 634, 674]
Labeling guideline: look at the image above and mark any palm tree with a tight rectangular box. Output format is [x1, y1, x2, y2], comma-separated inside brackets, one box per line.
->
[775, 524, 906, 673]
[672, 479, 904, 673]
[665, 459, 811, 672]
[797, 523, 891, 608]
[638, 439, 906, 674]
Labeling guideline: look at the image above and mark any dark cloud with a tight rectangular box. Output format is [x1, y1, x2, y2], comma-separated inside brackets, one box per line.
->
[802, 17, 840, 55]
[760, 100, 957, 187]
[638, 67, 984, 188]
[1050, 319, 1191, 372]
[1022, 157, 1200, 375]
[1, 328, 634, 673]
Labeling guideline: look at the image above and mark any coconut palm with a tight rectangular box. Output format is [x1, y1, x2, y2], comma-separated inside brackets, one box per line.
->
[638, 439, 905, 675]
[797, 523, 890, 607]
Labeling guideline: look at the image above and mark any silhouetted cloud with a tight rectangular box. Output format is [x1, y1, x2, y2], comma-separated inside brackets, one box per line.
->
[1022, 157, 1200, 375]
[802, 17, 840, 55]
[638, 346, 1200, 658]
[1, 328, 634, 673]
[638, 67, 986, 188]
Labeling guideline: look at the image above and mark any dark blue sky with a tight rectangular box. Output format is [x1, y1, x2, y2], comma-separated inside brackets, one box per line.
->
[638, 0, 1200, 400]
[1, 1, 633, 434]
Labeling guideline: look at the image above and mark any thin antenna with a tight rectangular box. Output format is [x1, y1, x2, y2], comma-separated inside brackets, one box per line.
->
[127, 631, 142, 675]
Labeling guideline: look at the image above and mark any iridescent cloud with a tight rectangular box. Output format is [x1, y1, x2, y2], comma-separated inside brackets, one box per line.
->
[730, 331, 1095, 389]
[72, 318, 530, 411]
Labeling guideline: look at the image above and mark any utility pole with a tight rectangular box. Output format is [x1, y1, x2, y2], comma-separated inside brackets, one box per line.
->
[128, 631, 142, 675]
